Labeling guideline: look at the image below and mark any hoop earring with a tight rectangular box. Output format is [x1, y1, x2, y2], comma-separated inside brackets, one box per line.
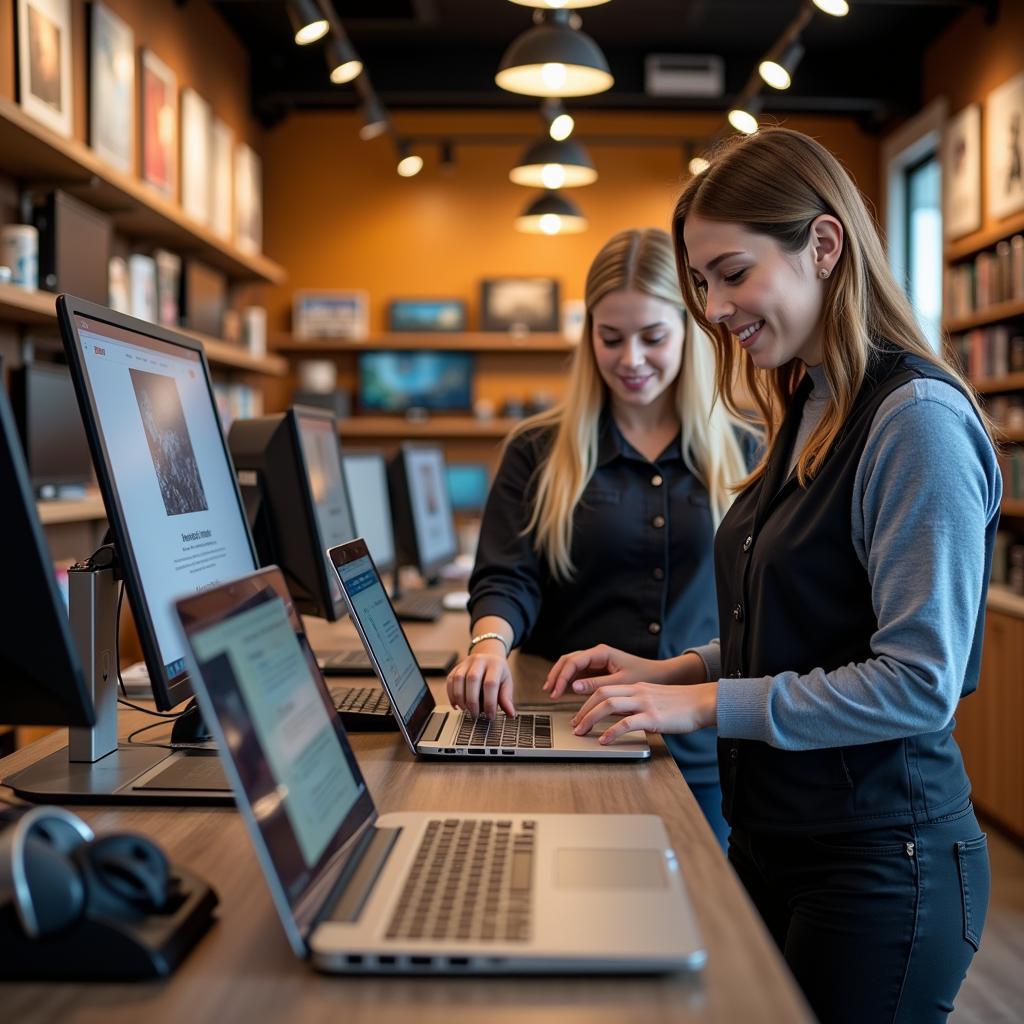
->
[818, 268, 830, 280]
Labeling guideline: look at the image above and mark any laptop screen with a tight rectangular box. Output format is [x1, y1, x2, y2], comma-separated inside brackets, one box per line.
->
[175, 568, 376, 948]
[329, 540, 434, 743]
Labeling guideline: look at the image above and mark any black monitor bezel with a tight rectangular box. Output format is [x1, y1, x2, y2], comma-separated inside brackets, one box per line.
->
[57, 294, 258, 711]
[340, 448, 397, 575]
[0, 378, 94, 726]
[391, 442, 458, 578]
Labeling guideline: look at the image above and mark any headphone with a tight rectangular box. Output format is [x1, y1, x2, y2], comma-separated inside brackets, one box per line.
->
[0, 806, 176, 939]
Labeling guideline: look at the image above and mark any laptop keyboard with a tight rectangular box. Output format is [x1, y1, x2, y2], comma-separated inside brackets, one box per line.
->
[386, 819, 536, 943]
[321, 649, 375, 670]
[392, 592, 444, 621]
[455, 711, 553, 749]
[331, 686, 391, 716]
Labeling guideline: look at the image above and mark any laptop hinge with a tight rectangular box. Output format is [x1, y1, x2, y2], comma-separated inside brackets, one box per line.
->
[421, 710, 448, 744]
[317, 825, 403, 926]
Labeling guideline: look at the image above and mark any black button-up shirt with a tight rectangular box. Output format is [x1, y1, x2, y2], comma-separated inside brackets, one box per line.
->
[469, 411, 724, 782]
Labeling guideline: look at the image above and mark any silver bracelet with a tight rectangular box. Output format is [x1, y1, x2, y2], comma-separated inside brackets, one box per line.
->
[468, 632, 510, 656]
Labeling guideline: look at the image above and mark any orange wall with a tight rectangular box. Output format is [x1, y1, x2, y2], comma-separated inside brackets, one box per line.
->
[262, 109, 880, 335]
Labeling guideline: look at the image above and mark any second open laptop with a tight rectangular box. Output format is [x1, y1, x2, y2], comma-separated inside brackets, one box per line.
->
[173, 566, 704, 974]
[328, 539, 650, 761]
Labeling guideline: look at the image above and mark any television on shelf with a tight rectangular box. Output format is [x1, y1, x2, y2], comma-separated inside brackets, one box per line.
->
[357, 350, 473, 413]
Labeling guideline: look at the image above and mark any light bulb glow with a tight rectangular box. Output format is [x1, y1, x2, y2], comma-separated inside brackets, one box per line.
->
[689, 156, 710, 176]
[540, 213, 562, 234]
[541, 63, 568, 90]
[812, 0, 849, 15]
[295, 19, 329, 45]
[397, 154, 423, 177]
[728, 108, 759, 135]
[330, 59, 363, 85]
[758, 59, 791, 90]
[540, 163, 566, 189]
[549, 112, 574, 140]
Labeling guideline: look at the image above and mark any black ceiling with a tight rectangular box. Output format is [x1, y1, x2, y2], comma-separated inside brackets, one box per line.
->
[209, 0, 988, 132]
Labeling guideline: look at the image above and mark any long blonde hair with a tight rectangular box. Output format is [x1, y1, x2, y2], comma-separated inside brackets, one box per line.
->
[513, 227, 751, 582]
[672, 127, 993, 487]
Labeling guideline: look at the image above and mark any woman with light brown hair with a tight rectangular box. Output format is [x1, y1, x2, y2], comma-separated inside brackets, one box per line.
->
[546, 129, 1000, 1022]
[446, 227, 752, 846]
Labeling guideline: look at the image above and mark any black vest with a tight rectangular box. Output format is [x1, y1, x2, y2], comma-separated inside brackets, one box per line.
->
[715, 348, 989, 833]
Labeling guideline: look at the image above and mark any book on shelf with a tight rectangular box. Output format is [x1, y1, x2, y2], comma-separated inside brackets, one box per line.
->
[944, 233, 1024, 319]
[949, 324, 1024, 380]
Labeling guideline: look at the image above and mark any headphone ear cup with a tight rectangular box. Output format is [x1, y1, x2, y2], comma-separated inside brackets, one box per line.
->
[19, 836, 86, 937]
[74, 833, 171, 916]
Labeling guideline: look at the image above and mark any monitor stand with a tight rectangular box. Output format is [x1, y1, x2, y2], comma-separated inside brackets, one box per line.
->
[4, 547, 232, 806]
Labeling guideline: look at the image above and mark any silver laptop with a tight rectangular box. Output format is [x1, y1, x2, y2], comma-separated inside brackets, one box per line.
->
[173, 567, 705, 974]
[327, 538, 650, 761]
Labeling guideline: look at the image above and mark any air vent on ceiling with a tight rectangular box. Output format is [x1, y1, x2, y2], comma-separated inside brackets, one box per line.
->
[644, 54, 725, 98]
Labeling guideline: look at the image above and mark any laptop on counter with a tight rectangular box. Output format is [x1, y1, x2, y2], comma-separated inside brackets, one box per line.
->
[173, 567, 705, 974]
[328, 539, 651, 761]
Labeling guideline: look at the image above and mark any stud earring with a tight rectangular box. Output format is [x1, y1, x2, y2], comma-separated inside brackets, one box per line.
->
[818, 268, 830, 280]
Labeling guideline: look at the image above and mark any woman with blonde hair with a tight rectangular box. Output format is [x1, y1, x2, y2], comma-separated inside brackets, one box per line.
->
[447, 227, 751, 844]
[547, 129, 999, 1023]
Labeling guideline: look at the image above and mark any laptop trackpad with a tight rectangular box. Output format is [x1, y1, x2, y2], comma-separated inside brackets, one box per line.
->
[556, 849, 668, 889]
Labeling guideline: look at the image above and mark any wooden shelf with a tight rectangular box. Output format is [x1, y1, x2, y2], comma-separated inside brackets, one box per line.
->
[339, 416, 520, 439]
[944, 298, 1024, 334]
[0, 97, 285, 286]
[36, 494, 106, 525]
[1000, 498, 1024, 517]
[945, 209, 1024, 264]
[970, 372, 1024, 394]
[273, 332, 575, 353]
[0, 283, 287, 376]
[987, 583, 1024, 619]
[995, 426, 1024, 442]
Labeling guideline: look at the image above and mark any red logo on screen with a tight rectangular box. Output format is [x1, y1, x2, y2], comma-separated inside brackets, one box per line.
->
[93, 345, 106, 356]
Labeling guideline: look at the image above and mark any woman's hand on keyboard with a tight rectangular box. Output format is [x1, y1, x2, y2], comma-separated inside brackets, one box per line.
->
[447, 642, 515, 720]
[543, 644, 674, 701]
[570, 681, 719, 745]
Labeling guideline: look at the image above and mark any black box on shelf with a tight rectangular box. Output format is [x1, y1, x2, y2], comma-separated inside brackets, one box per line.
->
[292, 389, 351, 419]
[180, 259, 227, 337]
[32, 190, 112, 303]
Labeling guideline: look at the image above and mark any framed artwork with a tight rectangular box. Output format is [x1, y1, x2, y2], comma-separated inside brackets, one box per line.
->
[141, 49, 177, 198]
[985, 71, 1024, 221]
[234, 142, 263, 255]
[89, 2, 134, 172]
[942, 104, 982, 240]
[210, 118, 234, 241]
[293, 290, 368, 340]
[16, 0, 72, 137]
[388, 299, 467, 332]
[480, 277, 560, 332]
[181, 88, 212, 224]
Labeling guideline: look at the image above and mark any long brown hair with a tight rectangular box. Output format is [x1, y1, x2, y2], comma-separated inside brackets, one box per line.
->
[672, 127, 993, 487]
[511, 227, 750, 581]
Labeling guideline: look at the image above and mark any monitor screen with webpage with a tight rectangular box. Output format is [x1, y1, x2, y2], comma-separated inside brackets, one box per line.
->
[59, 295, 257, 710]
[341, 451, 396, 573]
[391, 444, 458, 576]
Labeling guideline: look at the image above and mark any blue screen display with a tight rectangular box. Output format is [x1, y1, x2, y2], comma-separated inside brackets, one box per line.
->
[357, 351, 473, 412]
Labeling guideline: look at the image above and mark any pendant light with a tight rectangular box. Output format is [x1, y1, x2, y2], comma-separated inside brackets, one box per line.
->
[326, 33, 363, 85]
[286, 0, 328, 46]
[496, 12, 613, 98]
[728, 96, 762, 135]
[812, 0, 849, 15]
[515, 191, 588, 234]
[510, 137, 597, 189]
[758, 39, 804, 91]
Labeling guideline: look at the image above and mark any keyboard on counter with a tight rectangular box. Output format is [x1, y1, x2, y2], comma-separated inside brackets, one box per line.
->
[329, 685, 399, 732]
[318, 647, 457, 677]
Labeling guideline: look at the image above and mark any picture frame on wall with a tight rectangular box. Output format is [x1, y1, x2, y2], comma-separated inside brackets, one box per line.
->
[141, 49, 177, 198]
[985, 71, 1024, 221]
[387, 299, 467, 332]
[480, 277, 561, 333]
[89, 2, 134, 172]
[16, 0, 73, 138]
[234, 142, 263, 255]
[942, 104, 982, 240]
[293, 290, 369, 340]
[181, 88, 212, 225]
[210, 118, 234, 241]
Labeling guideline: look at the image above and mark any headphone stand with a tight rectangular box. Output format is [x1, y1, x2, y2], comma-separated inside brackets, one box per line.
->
[3, 545, 232, 805]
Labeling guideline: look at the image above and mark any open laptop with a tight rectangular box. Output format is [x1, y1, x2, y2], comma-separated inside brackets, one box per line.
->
[328, 539, 650, 761]
[173, 567, 705, 974]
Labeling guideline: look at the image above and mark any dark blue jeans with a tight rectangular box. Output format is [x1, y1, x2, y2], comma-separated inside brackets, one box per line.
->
[687, 779, 729, 851]
[728, 804, 989, 1024]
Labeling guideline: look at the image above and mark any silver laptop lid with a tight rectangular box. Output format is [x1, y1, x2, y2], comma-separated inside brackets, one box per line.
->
[328, 538, 436, 750]
[174, 567, 378, 955]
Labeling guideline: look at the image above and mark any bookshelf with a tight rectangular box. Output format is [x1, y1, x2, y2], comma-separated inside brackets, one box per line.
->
[339, 416, 520, 439]
[272, 332, 576, 353]
[35, 494, 106, 526]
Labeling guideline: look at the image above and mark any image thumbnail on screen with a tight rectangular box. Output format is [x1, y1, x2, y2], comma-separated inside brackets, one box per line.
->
[130, 367, 209, 516]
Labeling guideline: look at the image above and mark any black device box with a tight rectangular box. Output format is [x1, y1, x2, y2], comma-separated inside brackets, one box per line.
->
[33, 190, 112, 303]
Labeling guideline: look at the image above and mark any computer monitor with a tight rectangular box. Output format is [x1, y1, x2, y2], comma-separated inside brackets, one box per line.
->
[10, 361, 94, 498]
[58, 294, 258, 712]
[0, 378, 94, 727]
[388, 444, 458, 579]
[445, 462, 490, 516]
[357, 351, 473, 413]
[228, 406, 357, 621]
[341, 450, 397, 574]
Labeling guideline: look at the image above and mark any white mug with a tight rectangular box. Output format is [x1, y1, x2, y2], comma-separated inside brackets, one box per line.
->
[0, 224, 39, 290]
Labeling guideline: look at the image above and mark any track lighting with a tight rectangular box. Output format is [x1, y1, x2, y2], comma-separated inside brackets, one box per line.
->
[515, 191, 588, 234]
[510, 137, 597, 189]
[728, 96, 762, 135]
[287, 0, 328, 46]
[688, 156, 710, 176]
[396, 142, 423, 177]
[507, 1, 612, 8]
[812, 0, 849, 16]
[541, 99, 575, 141]
[326, 33, 363, 84]
[358, 94, 388, 140]
[758, 39, 804, 91]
